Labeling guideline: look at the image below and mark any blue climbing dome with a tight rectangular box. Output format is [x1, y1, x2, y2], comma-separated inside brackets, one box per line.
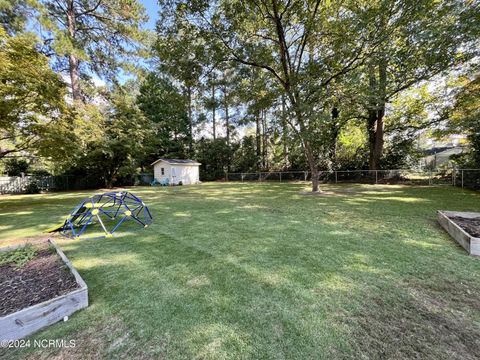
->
[49, 191, 152, 239]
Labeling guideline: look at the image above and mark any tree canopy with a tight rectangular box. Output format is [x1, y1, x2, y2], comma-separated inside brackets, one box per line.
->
[0, 26, 72, 160]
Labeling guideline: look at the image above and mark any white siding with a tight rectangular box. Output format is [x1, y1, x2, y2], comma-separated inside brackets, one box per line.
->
[171, 164, 199, 185]
[153, 162, 171, 183]
[153, 161, 200, 185]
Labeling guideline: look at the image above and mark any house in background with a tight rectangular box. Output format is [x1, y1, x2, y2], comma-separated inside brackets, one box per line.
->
[152, 159, 201, 185]
[419, 134, 468, 169]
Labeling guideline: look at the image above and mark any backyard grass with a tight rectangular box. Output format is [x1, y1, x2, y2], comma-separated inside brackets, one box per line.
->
[1, 182, 480, 359]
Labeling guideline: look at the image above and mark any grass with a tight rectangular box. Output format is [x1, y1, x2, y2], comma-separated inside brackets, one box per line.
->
[1, 182, 480, 359]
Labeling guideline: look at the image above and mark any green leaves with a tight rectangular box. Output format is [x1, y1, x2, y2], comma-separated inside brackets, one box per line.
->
[0, 25, 71, 159]
[0, 244, 37, 267]
[39, 0, 149, 94]
[67, 83, 157, 187]
[137, 73, 191, 160]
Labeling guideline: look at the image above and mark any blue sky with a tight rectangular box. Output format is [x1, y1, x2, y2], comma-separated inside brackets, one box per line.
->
[141, 0, 159, 30]
[96, 1, 157, 84]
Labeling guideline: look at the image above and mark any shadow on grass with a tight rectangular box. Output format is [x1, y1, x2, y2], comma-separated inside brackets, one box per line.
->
[2, 183, 480, 359]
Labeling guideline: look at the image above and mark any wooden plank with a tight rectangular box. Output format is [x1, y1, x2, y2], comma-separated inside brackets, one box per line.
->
[0, 239, 88, 341]
[0, 288, 87, 341]
[437, 210, 480, 256]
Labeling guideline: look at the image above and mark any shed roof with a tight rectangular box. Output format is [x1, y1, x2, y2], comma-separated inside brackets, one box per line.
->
[151, 158, 201, 166]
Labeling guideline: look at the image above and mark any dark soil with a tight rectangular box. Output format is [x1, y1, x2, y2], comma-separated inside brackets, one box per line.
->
[0, 245, 80, 317]
[449, 216, 480, 237]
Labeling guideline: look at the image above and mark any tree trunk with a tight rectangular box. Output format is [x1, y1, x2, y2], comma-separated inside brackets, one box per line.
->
[104, 170, 113, 188]
[292, 105, 320, 192]
[368, 114, 386, 172]
[305, 143, 319, 192]
[262, 109, 268, 170]
[212, 81, 216, 140]
[281, 95, 288, 169]
[367, 14, 387, 170]
[368, 110, 377, 169]
[329, 123, 339, 168]
[368, 111, 385, 170]
[224, 88, 230, 145]
[255, 109, 261, 169]
[367, 58, 386, 170]
[66, 0, 81, 101]
[223, 86, 230, 173]
[311, 168, 319, 192]
[187, 85, 193, 154]
[376, 55, 387, 167]
[375, 112, 385, 166]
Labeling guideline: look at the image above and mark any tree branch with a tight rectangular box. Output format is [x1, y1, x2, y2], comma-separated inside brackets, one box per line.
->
[78, 0, 103, 17]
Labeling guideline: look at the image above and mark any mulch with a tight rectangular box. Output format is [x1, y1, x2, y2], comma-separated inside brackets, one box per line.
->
[0, 245, 80, 317]
[449, 216, 480, 238]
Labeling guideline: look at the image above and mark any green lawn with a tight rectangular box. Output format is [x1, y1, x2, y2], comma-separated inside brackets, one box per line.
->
[1, 183, 480, 359]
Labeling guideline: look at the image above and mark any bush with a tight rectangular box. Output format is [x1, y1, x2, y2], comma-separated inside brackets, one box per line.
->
[24, 181, 40, 194]
[4, 158, 29, 176]
[29, 169, 50, 176]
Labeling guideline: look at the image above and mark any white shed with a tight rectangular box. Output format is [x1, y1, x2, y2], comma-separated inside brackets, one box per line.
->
[151, 158, 201, 185]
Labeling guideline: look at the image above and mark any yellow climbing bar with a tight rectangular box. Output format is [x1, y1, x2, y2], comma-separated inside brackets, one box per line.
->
[84, 202, 116, 209]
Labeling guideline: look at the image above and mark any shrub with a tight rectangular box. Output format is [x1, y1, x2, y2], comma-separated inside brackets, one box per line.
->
[0, 244, 37, 267]
[4, 158, 29, 176]
[24, 181, 40, 194]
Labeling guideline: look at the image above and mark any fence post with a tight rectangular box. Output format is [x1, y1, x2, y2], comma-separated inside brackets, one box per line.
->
[226, 172, 229, 181]
[279, 172, 282, 182]
[461, 170, 464, 188]
[241, 173, 244, 182]
[452, 169, 455, 187]
[375, 170, 378, 184]
[335, 171, 338, 183]
[304, 171, 307, 181]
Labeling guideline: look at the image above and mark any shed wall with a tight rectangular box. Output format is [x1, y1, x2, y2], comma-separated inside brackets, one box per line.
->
[153, 162, 200, 185]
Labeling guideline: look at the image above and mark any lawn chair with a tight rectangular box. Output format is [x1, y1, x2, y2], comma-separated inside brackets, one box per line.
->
[150, 179, 160, 186]
[159, 178, 170, 186]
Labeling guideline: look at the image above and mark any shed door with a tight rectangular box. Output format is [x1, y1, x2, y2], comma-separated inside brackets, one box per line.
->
[171, 167, 176, 184]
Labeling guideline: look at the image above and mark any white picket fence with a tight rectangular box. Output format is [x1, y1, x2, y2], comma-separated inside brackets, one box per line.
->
[0, 176, 57, 194]
[0, 173, 155, 194]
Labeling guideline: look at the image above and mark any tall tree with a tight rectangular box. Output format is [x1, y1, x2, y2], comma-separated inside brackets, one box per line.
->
[40, 0, 148, 101]
[361, 0, 480, 169]
[137, 73, 191, 161]
[159, 0, 381, 191]
[155, 4, 208, 155]
[208, 73, 217, 139]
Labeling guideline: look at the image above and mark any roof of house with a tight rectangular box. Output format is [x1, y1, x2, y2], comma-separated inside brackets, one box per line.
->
[151, 158, 201, 166]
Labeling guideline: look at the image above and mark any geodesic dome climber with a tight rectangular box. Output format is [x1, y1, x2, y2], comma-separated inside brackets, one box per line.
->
[47, 191, 152, 239]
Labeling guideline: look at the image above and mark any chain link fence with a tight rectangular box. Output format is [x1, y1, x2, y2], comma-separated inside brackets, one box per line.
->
[226, 169, 480, 190]
[452, 169, 480, 190]
[2, 170, 479, 194]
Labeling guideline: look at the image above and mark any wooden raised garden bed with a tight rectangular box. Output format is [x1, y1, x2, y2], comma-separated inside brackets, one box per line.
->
[437, 210, 480, 256]
[0, 239, 88, 341]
